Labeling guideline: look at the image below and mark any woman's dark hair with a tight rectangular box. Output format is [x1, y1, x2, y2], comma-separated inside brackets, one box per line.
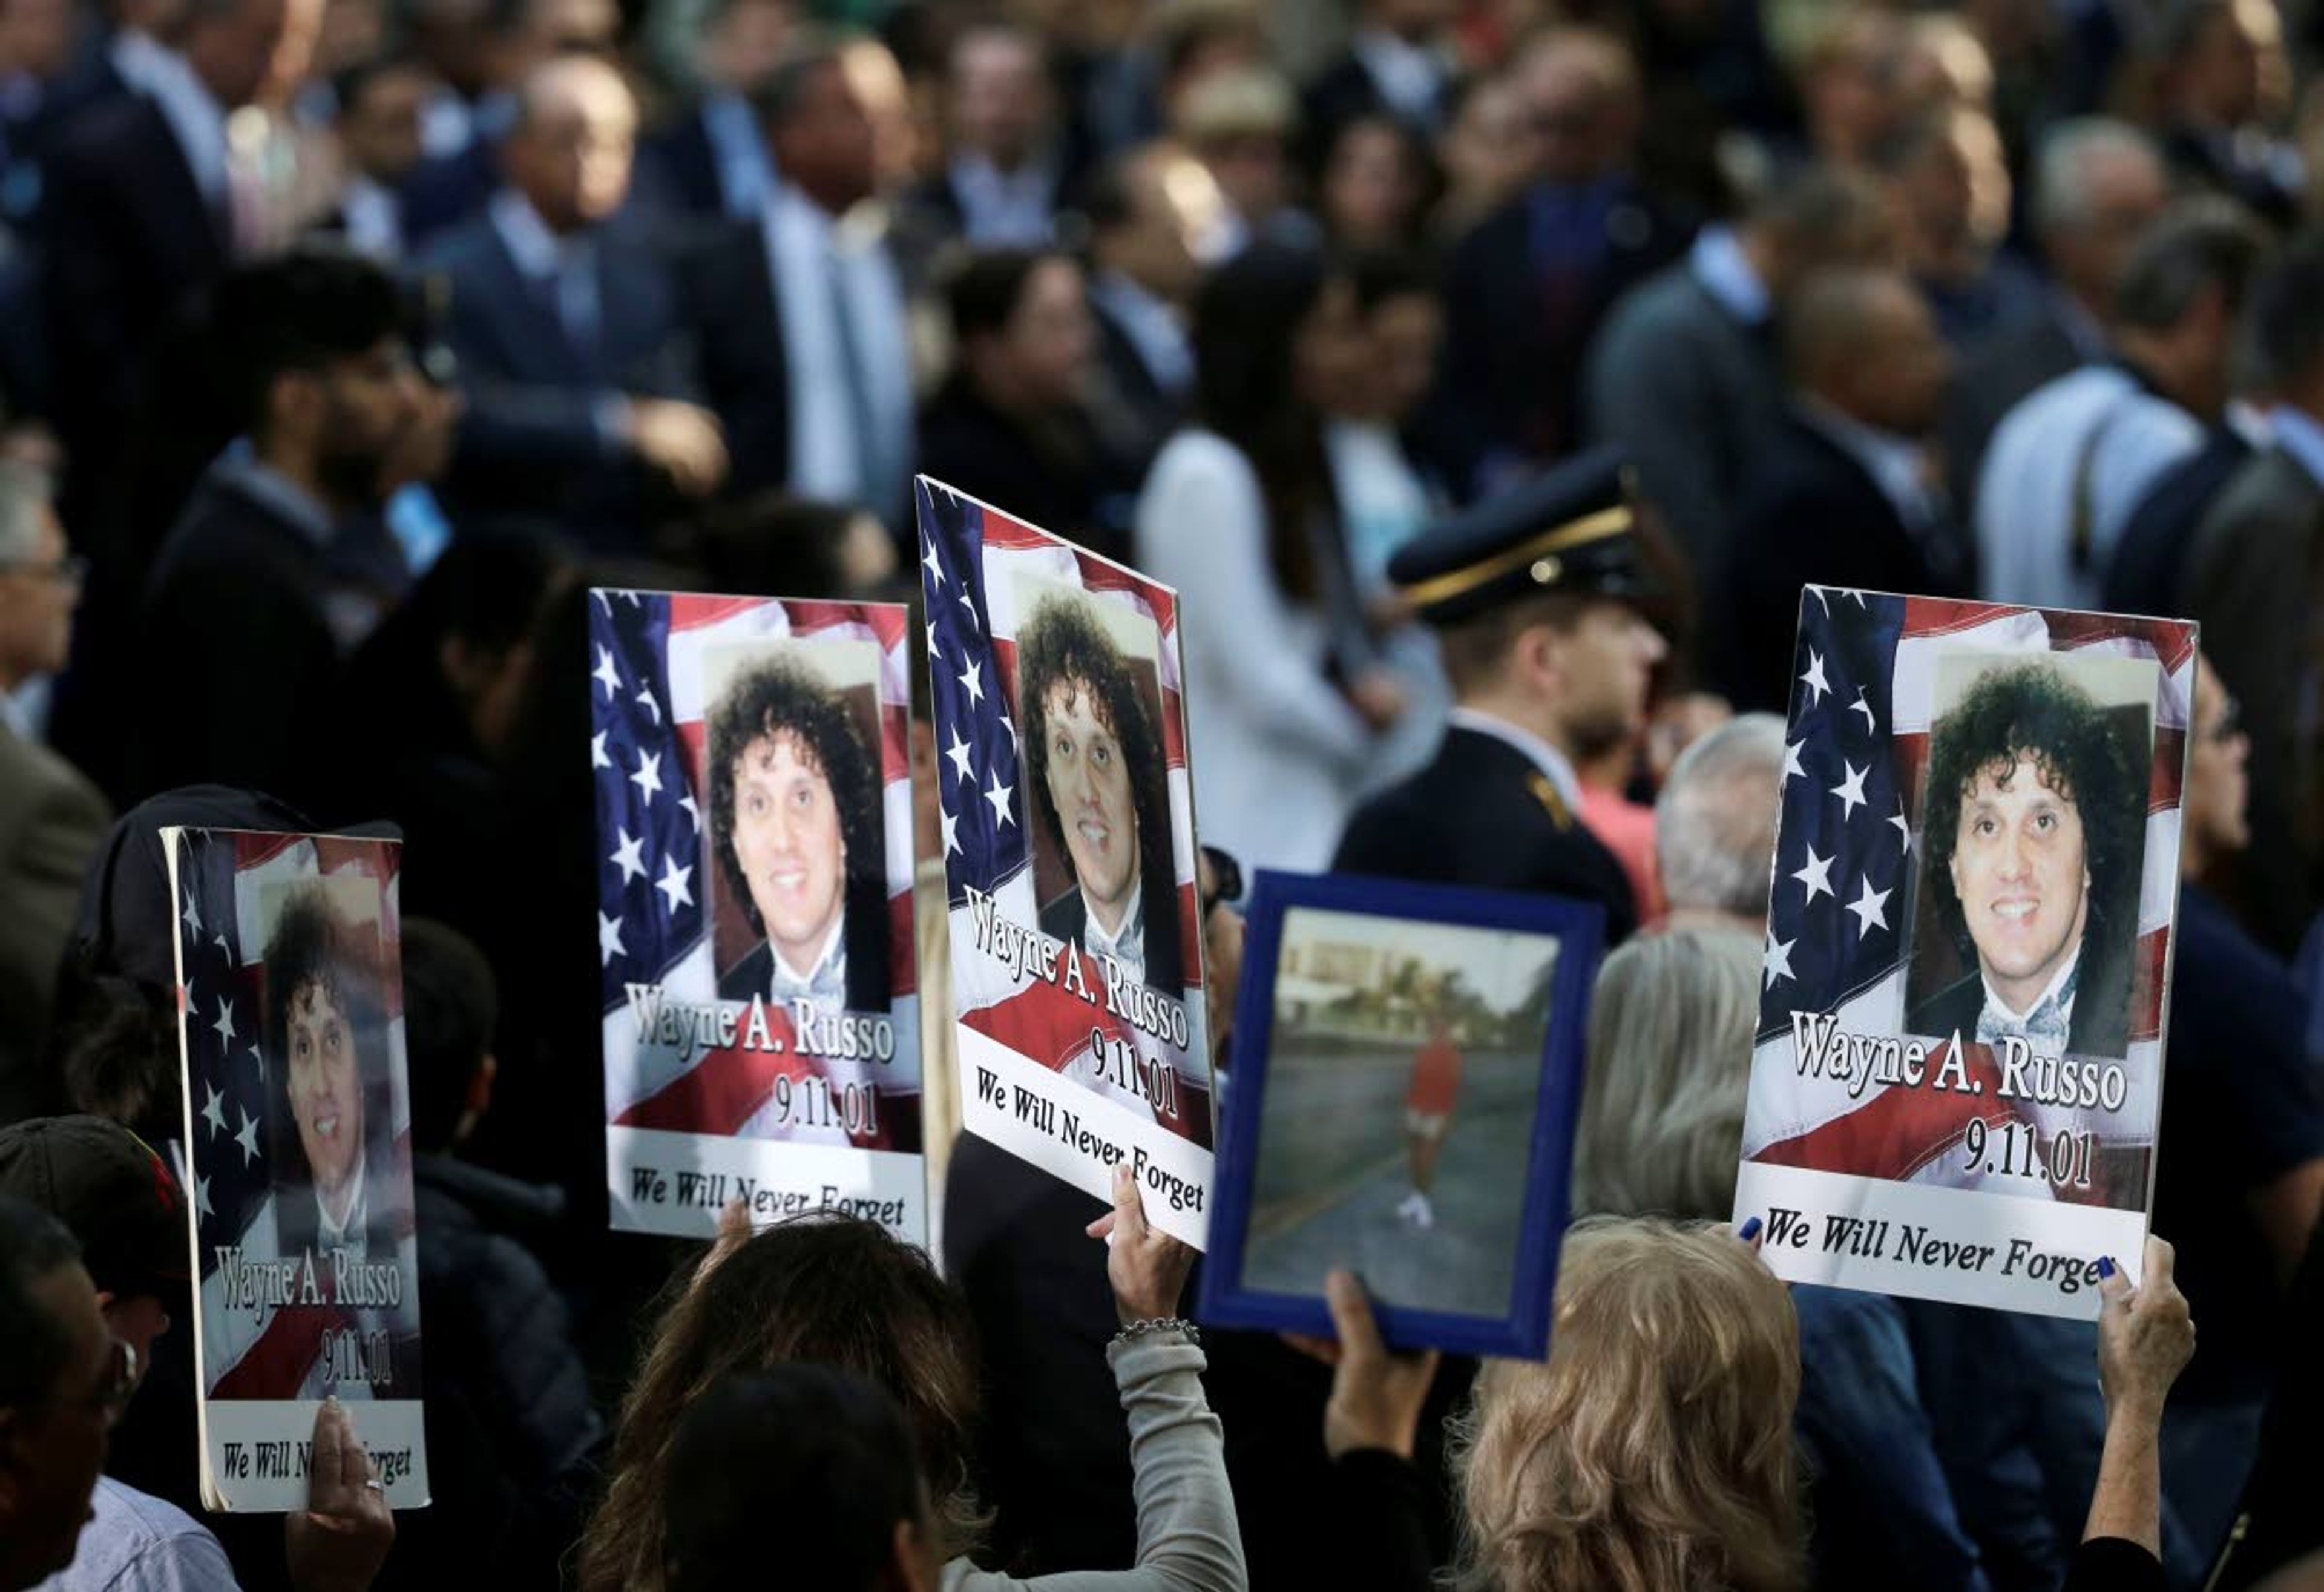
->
[691, 493, 881, 604]
[401, 917, 498, 1155]
[704, 655, 888, 984]
[1014, 594, 1185, 973]
[946, 247, 1067, 346]
[580, 1215, 983, 1591]
[663, 1366, 925, 1592]
[1921, 662, 2147, 959]
[47, 968, 183, 1146]
[1191, 243, 1346, 601]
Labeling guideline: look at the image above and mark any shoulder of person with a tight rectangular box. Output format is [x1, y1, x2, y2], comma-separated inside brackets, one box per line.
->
[79, 1476, 238, 1590]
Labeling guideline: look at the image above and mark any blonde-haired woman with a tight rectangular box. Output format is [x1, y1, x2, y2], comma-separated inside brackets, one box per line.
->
[1456, 1216, 1804, 1592]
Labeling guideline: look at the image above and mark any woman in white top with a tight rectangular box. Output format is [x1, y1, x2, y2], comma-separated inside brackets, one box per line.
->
[1134, 245, 1404, 872]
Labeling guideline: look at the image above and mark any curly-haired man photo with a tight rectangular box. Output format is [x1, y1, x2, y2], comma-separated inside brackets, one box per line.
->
[707, 652, 890, 1015]
[1906, 659, 2148, 1059]
[1016, 592, 1184, 995]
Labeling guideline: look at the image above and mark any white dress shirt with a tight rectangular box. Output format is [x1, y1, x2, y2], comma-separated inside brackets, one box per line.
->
[1080, 877, 1146, 989]
[315, 1146, 369, 1256]
[948, 151, 1057, 245]
[1974, 364, 2204, 610]
[339, 173, 402, 259]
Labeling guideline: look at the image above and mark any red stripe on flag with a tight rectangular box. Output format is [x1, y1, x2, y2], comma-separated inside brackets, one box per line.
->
[211, 1302, 354, 1401]
[2131, 926, 2168, 1043]
[2149, 727, 2185, 812]
[1900, 597, 2026, 639]
[890, 890, 917, 999]
[669, 594, 767, 631]
[234, 831, 304, 869]
[612, 1009, 910, 1143]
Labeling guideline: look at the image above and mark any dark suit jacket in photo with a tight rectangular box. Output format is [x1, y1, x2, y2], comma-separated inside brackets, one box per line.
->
[1333, 725, 1638, 944]
[1904, 929, 2134, 1061]
[712, 930, 889, 1013]
[1709, 409, 1966, 714]
[419, 207, 703, 547]
[2185, 444, 2324, 953]
[1036, 881, 1183, 995]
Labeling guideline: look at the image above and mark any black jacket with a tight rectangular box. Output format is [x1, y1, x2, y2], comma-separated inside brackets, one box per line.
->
[1036, 882, 1184, 995]
[678, 216, 794, 498]
[1710, 410, 1967, 714]
[714, 927, 891, 1013]
[1903, 932, 2134, 1061]
[916, 374, 1135, 564]
[2102, 423, 2256, 619]
[1333, 725, 1638, 944]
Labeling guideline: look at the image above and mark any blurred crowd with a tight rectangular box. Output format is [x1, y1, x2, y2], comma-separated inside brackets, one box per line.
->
[4, 0, 2324, 1586]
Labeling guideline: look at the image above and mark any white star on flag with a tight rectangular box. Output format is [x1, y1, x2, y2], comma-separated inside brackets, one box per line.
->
[959, 658, 985, 708]
[599, 911, 626, 967]
[946, 728, 975, 785]
[942, 806, 960, 856]
[1846, 877, 1892, 938]
[1850, 686, 1877, 733]
[592, 731, 611, 769]
[211, 996, 236, 1045]
[1781, 738, 1806, 786]
[182, 892, 202, 937]
[194, 1174, 214, 1219]
[232, 1107, 261, 1168]
[200, 1081, 227, 1140]
[922, 539, 944, 590]
[594, 645, 622, 700]
[984, 771, 1014, 827]
[1791, 846, 1836, 904]
[1831, 760, 1869, 820]
[1764, 933, 1796, 989]
[1799, 648, 1830, 706]
[610, 828, 647, 884]
[678, 790, 699, 827]
[630, 749, 663, 801]
[655, 857, 694, 912]
[635, 686, 661, 726]
[1889, 802, 1912, 851]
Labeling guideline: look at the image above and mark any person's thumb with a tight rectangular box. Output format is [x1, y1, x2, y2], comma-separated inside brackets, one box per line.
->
[2096, 1254, 2131, 1310]
[1325, 1269, 1384, 1361]
[1111, 1163, 1147, 1243]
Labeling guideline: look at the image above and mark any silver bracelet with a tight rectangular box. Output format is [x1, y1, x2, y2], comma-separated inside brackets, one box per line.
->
[1112, 1317, 1200, 1346]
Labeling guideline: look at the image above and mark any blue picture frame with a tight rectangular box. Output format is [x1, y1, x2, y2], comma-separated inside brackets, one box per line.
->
[1196, 869, 1604, 1360]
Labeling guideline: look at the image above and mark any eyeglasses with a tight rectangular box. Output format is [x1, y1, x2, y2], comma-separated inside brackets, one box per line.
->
[0, 553, 86, 587]
[1199, 846, 1244, 918]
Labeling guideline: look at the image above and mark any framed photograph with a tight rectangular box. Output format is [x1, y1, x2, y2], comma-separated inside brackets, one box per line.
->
[916, 478, 1213, 1246]
[165, 827, 429, 1511]
[590, 591, 924, 1243]
[1198, 869, 1601, 1358]
[1735, 590, 2196, 1319]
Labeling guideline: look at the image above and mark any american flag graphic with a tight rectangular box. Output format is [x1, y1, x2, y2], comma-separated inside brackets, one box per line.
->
[1740, 591, 2194, 1202]
[916, 478, 1213, 1148]
[169, 827, 428, 1508]
[591, 590, 920, 1148]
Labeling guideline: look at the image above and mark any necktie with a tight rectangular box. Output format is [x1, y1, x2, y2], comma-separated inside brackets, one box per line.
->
[825, 243, 891, 516]
[771, 947, 849, 1013]
[1977, 961, 2078, 1054]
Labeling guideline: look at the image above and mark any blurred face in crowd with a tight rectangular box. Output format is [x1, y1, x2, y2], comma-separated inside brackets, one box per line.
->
[183, 0, 300, 108]
[286, 337, 424, 511]
[731, 731, 848, 973]
[1322, 117, 1424, 248]
[2185, 657, 2251, 861]
[841, 38, 917, 194]
[1440, 74, 1536, 201]
[2040, 140, 2167, 312]
[1365, 289, 1442, 424]
[1897, 18, 1993, 116]
[1896, 108, 2011, 271]
[1514, 33, 1637, 186]
[1098, 148, 1219, 303]
[705, 0, 794, 92]
[287, 978, 366, 1209]
[972, 257, 1095, 414]
[1811, 273, 1951, 436]
[1292, 276, 1371, 415]
[0, 0, 78, 82]
[1042, 678, 1140, 932]
[1948, 754, 2090, 1013]
[948, 28, 1049, 170]
[1368, 0, 1457, 41]
[2176, 0, 2286, 128]
[1198, 128, 1287, 225]
[1544, 600, 1667, 757]
[0, 499, 79, 688]
[531, 0, 619, 57]
[504, 56, 637, 233]
[0, 1261, 114, 1589]
[769, 59, 877, 216]
[1804, 13, 1905, 164]
[339, 61, 436, 185]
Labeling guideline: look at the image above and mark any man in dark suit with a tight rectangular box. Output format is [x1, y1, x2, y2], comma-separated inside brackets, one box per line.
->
[635, 0, 792, 223]
[131, 250, 422, 808]
[1904, 659, 2147, 1061]
[311, 54, 438, 260]
[1710, 266, 1967, 712]
[2102, 401, 2269, 618]
[419, 53, 727, 548]
[706, 651, 890, 1015]
[1437, 27, 1692, 495]
[1334, 447, 1659, 944]
[892, 21, 1080, 272]
[1016, 590, 1185, 995]
[1298, 0, 1457, 166]
[0, 459, 107, 1117]
[1583, 163, 1895, 575]
[681, 41, 913, 524]
[1080, 142, 1207, 476]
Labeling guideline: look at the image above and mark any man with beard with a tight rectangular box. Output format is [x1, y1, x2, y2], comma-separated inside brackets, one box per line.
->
[1334, 447, 1660, 943]
[1017, 593, 1184, 993]
[131, 249, 424, 809]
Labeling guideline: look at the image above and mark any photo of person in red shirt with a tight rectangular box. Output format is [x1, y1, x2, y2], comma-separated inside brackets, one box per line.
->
[1399, 1019, 1464, 1229]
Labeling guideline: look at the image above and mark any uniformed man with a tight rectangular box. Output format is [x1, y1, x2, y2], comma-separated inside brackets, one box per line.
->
[1333, 447, 1663, 942]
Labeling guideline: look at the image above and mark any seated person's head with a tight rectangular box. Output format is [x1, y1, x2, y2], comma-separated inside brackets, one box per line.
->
[691, 493, 898, 604]
[401, 918, 499, 1156]
[1456, 1216, 1800, 1592]
[1653, 713, 1786, 932]
[663, 1366, 939, 1592]
[1573, 929, 1761, 1220]
[44, 970, 182, 1148]
[0, 1193, 122, 1592]
[946, 248, 1095, 418]
[1922, 662, 2141, 1016]
[707, 656, 881, 978]
[582, 1215, 980, 1590]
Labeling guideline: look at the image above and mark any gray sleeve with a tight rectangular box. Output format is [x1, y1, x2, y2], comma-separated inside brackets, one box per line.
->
[942, 1334, 1247, 1592]
[1583, 301, 1730, 574]
[103, 1527, 245, 1592]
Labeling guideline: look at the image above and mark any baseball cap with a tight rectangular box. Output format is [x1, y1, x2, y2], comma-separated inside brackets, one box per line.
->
[0, 1117, 190, 1300]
